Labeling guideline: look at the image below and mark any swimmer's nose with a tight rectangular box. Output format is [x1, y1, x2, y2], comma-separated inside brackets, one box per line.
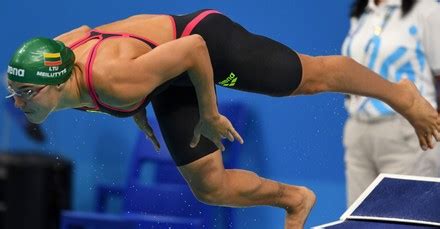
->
[14, 96, 26, 110]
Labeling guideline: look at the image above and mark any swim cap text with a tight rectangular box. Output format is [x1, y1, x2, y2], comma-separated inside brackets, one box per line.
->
[36, 68, 67, 78]
[7, 66, 25, 77]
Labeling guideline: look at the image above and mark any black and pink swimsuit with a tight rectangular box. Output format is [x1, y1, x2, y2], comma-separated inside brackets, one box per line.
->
[69, 9, 303, 166]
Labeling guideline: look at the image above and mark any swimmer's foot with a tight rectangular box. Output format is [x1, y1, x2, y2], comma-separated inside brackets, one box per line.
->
[392, 79, 440, 150]
[283, 186, 316, 229]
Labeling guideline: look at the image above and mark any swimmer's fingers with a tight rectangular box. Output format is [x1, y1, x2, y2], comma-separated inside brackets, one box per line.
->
[225, 131, 234, 142]
[143, 121, 155, 138]
[214, 140, 226, 152]
[433, 129, 440, 142]
[141, 121, 161, 151]
[419, 134, 428, 151]
[427, 134, 434, 150]
[133, 108, 147, 123]
[199, 132, 225, 151]
[218, 115, 243, 144]
[151, 137, 161, 152]
[229, 127, 244, 144]
[190, 122, 202, 148]
[427, 129, 436, 149]
[144, 123, 161, 152]
[133, 109, 160, 151]
[133, 109, 150, 132]
[419, 130, 434, 151]
[426, 123, 440, 149]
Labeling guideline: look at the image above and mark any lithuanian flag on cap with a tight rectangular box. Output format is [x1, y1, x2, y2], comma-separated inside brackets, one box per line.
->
[43, 52, 62, 66]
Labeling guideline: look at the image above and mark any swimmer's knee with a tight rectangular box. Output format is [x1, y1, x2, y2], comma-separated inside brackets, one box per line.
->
[295, 55, 328, 95]
[187, 168, 227, 205]
[178, 150, 228, 205]
[296, 55, 354, 95]
[193, 189, 224, 205]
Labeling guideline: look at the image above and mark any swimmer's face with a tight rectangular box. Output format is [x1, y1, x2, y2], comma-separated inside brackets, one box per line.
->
[6, 80, 58, 124]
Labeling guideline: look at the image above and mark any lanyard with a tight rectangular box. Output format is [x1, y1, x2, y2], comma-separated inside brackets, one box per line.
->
[374, 6, 396, 36]
[363, 6, 397, 62]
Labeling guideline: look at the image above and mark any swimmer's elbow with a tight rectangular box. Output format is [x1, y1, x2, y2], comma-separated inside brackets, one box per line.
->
[189, 34, 208, 54]
[188, 34, 206, 45]
[186, 34, 210, 67]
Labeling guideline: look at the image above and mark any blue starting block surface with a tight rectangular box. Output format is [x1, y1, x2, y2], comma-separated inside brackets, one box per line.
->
[341, 174, 440, 226]
[314, 174, 440, 228]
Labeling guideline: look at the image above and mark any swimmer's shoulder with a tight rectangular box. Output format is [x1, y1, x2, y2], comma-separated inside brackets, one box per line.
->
[92, 64, 155, 110]
[90, 48, 156, 109]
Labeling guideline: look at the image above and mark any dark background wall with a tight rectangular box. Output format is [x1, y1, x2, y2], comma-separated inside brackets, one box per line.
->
[0, 0, 352, 228]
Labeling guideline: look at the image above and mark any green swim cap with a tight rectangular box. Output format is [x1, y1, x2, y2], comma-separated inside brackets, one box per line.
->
[7, 37, 75, 85]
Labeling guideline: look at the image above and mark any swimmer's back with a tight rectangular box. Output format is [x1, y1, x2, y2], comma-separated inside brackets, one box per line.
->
[56, 14, 175, 54]
[95, 14, 176, 44]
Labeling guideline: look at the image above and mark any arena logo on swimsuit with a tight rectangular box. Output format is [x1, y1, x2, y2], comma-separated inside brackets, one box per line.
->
[219, 72, 238, 87]
[7, 66, 25, 77]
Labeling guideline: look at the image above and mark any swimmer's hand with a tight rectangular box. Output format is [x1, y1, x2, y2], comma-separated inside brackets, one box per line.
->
[133, 108, 160, 152]
[190, 114, 244, 151]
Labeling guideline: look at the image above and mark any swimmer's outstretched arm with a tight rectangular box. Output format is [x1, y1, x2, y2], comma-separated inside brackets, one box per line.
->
[116, 34, 243, 151]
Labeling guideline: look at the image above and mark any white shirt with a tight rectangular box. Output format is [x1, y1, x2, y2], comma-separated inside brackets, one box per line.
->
[341, 0, 440, 120]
